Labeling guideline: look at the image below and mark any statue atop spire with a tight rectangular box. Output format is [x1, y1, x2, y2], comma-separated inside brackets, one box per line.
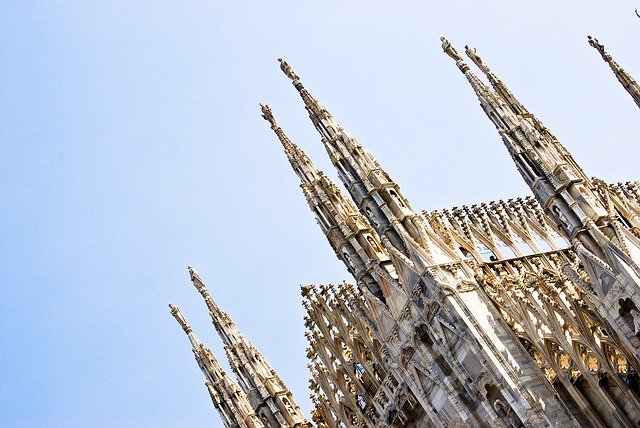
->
[276, 55, 457, 264]
[169, 304, 265, 428]
[181, 267, 312, 428]
[443, 37, 613, 246]
[260, 103, 322, 185]
[278, 58, 300, 82]
[261, 106, 396, 302]
[169, 303, 192, 335]
[587, 35, 607, 57]
[441, 36, 463, 62]
[465, 45, 489, 74]
[260, 103, 276, 128]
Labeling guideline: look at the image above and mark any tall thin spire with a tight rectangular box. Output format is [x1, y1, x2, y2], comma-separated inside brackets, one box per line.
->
[588, 36, 640, 109]
[463, 44, 528, 117]
[169, 304, 264, 428]
[261, 106, 397, 304]
[188, 265, 242, 347]
[261, 103, 322, 184]
[462, 43, 589, 180]
[277, 58, 457, 265]
[186, 267, 311, 427]
[443, 37, 609, 246]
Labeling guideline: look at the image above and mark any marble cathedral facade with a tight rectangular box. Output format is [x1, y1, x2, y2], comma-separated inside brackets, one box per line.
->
[170, 36, 640, 427]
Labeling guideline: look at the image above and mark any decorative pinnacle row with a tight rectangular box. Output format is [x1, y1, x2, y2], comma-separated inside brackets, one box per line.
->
[588, 36, 640, 109]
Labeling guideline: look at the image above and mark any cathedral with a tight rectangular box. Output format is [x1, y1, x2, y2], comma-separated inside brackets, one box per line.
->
[169, 35, 640, 427]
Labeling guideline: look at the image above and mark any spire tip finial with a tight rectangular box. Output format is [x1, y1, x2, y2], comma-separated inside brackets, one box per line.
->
[300, 284, 313, 297]
[260, 103, 277, 128]
[587, 35, 606, 57]
[187, 265, 205, 291]
[441, 36, 463, 63]
[464, 44, 487, 71]
[169, 304, 196, 338]
[278, 57, 300, 82]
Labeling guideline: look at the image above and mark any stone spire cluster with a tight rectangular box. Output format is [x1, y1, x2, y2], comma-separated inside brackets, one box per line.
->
[443, 37, 640, 371]
[170, 267, 311, 428]
[169, 304, 264, 428]
[171, 36, 640, 427]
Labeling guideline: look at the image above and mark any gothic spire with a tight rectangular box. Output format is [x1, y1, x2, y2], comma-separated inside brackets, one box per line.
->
[588, 36, 640, 109]
[261, 106, 396, 303]
[462, 43, 588, 179]
[277, 58, 457, 265]
[444, 38, 640, 361]
[188, 265, 242, 347]
[169, 304, 264, 428]
[443, 37, 610, 246]
[261, 103, 321, 184]
[186, 267, 311, 427]
[463, 44, 528, 117]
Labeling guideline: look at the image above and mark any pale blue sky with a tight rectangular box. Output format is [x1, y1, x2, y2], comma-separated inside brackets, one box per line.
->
[1, 2, 638, 427]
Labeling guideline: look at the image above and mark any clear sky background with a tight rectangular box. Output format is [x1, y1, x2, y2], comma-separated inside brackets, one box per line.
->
[1, 2, 639, 427]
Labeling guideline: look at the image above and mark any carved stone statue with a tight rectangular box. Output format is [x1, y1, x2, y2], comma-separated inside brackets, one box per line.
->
[278, 58, 300, 81]
[260, 103, 276, 127]
[465, 45, 486, 71]
[441, 37, 463, 62]
[365, 207, 379, 228]
[587, 36, 607, 58]
[343, 252, 356, 269]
